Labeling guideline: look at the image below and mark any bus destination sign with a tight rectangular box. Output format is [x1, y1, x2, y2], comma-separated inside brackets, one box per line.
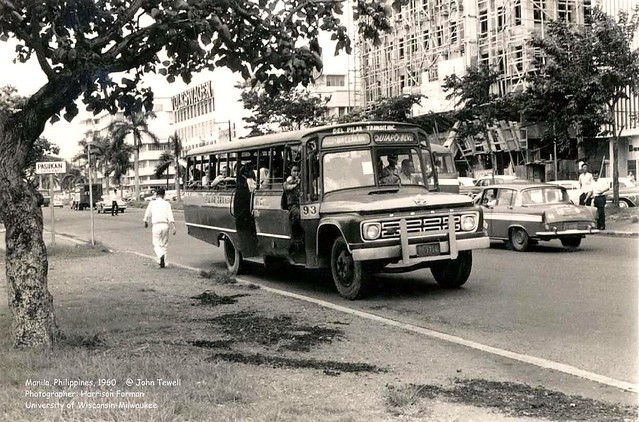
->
[373, 132, 416, 143]
[322, 133, 370, 148]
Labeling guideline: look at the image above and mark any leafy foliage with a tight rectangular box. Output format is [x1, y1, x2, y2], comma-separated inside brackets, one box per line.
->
[24, 137, 61, 181]
[241, 86, 330, 134]
[338, 94, 423, 123]
[442, 64, 515, 145]
[521, 7, 639, 156]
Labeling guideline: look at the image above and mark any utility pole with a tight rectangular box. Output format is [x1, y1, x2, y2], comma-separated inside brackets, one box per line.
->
[87, 140, 95, 246]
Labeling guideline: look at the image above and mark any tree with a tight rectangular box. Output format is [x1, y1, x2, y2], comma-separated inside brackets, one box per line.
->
[108, 112, 159, 202]
[522, 6, 639, 203]
[60, 166, 87, 194]
[0, 0, 401, 348]
[106, 143, 135, 196]
[75, 135, 111, 191]
[442, 64, 517, 175]
[167, 132, 184, 201]
[154, 149, 186, 194]
[241, 86, 330, 135]
[338, 94, 423, 123]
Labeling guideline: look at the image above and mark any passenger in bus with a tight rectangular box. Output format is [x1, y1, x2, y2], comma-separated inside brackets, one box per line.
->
[283, 165, 304, 245]
[210, 165, 229, 188]
[380, 153, 401, 185]
[258, 166, 270, 189]
[399, 159, 421, 185]
[233, 163, 257, 237]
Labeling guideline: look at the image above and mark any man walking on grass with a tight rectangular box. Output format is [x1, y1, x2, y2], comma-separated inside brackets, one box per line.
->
[143, 188, 176, 268]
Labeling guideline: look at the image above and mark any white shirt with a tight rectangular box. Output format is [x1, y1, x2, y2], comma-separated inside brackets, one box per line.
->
[110, 191, 118, 201]
[143, 198, 175, 225]
[578, 172, 593, 194]
[592, 178, 609, 196]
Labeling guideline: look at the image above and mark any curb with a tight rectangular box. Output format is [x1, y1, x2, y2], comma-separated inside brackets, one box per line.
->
[595, 231, 639, 238]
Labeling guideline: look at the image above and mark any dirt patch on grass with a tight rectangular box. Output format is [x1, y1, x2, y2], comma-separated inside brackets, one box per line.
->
[190, 339, 234, 350]
[210, 352, 385, 374]
[209, 311, 342, 352]
[190, 291, 249, 306]
[387, 379, 638, 421]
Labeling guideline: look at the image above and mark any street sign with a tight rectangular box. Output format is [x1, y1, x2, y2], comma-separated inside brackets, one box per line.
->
[36, 161, 67, 174]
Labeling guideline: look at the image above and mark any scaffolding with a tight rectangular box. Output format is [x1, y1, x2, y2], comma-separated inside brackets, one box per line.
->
[359, 0, 592, 104]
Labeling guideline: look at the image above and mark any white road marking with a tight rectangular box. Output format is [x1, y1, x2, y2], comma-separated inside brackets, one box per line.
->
[92, 247, 639, 394]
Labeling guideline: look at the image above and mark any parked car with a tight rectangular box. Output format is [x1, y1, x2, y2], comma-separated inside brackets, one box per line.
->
[460, 175, 522, 198]
[96, 196, 127, 213]
[52, 197, 65, 208]
[476, 183, 598, 251]
[548, 179, 638, 208]
[458, 177, 476, 188]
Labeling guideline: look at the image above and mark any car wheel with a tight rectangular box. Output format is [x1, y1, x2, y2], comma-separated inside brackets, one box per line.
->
[430, 251, 472, 288]
[330, 237, 369, 300]
[509, 227, 530, 252]
[560, 236, 582, 248]
[223, 237, 245, 275]
[619, 199, 630, 208]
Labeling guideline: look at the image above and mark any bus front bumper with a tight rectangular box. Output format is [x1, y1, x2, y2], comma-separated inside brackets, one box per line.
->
[351, 218, 489, 264]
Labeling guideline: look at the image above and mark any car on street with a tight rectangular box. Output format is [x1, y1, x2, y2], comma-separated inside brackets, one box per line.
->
[476, 182, 598, 251]
[460, 174, 523, 198]
[52, 197, 65, 208]
[458, 177, 476, 188]
[96, 196, 127, 214]
[548, 179, 638, 208]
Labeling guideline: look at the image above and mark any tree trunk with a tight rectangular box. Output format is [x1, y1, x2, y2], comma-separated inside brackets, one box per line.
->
[174, 159, 181, 203]
[0, 118, 59, 348]
[134, 148, 140, 201]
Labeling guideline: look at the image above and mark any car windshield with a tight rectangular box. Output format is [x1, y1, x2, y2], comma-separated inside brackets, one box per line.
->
[521, 187, 570, 205]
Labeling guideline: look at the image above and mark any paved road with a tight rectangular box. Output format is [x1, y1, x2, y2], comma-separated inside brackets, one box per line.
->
[45, 206, 638, 387]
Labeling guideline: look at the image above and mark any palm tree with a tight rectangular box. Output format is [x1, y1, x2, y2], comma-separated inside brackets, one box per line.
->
[154, 151, 174, 189]
[107, 143, 135, 197]
[75, 135, 111, 191]
[154, 144, 186, 201]
[108, 112, 159, 201]
[60, 167, 87, 194]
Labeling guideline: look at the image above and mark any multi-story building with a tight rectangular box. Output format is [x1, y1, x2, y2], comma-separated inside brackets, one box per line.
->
[356, 1, 639, 180]
[78, 96, 174, 194]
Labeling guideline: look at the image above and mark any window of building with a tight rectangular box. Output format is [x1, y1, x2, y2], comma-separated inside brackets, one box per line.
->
[399, 38, 405, 59]
[514, 46, 524, 72]
[326, 75, 345, 87]
[423, 30, 430, 49]
[514, 0, 522, 25]
[436, 26, 443, 46]
[479, 10, 488, 35]
[533, 0, 546, 23]
[558, 0, 573, 22]
[497, 7, 505, 31]
[450, 21, 457, 43]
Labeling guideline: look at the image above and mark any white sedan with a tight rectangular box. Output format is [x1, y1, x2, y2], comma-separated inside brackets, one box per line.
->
[96, 196, 127, 213]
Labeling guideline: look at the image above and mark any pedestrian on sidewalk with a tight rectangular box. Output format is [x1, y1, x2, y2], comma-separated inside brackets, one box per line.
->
[592, 171, 609, 230]
[110, 188, 119, 216]
[143, 188, 176, 268]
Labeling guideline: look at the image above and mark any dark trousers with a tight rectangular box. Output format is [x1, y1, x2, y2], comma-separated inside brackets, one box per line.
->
[579, 193, 592, 206]
[111, 201, 119, 215]
[594, 195, 606, 230]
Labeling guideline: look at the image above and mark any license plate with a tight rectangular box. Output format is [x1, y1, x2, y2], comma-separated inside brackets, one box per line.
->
[416, 243, 440, 257]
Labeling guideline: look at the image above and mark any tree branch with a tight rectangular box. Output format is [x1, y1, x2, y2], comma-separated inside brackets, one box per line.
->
[89, 0, 144, 51]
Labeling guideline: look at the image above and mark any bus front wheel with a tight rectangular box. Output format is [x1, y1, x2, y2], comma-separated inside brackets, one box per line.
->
[223, 237, 245, 275]
[330, 238, 369, 300]
[430, 251, 472, 289]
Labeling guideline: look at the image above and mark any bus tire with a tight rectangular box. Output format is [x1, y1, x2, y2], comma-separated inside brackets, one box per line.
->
[430, 251, 472, 289]
[223, 237, 245, 275]
[330, 237, 369, 300]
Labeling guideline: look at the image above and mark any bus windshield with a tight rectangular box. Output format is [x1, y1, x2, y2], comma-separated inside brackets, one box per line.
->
[322, 147, 428, 193]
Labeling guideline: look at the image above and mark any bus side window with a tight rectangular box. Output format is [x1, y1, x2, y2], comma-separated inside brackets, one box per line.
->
[270, 147, 285, 189]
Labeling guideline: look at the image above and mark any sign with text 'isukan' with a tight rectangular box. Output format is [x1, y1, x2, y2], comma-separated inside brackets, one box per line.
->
[35, 161, 67, 175]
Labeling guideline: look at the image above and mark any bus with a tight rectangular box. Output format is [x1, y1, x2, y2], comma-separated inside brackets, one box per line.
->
[183, 122, 489, 299]
[430, 143, 459, 194]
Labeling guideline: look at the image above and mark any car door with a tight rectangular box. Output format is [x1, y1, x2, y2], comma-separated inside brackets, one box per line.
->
[491, 188, 516, 239]
[478, 188, 499, 238]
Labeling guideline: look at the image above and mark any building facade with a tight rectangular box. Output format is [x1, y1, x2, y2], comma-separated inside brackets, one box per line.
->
[78, 96, 175, 194]
[356, 1, 639, 179]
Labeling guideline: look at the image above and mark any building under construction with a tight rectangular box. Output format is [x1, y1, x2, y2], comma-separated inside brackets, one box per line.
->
[358, 0, 595, 179]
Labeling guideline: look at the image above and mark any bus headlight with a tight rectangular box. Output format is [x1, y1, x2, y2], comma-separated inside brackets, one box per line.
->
[362, 222, 381, 240]
[461, 215, 477, 231]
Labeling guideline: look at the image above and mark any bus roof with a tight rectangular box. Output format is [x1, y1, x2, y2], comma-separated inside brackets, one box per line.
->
[185, 121, 424, 157]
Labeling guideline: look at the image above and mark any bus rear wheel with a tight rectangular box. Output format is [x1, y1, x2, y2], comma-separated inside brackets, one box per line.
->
[223, 237, 245, 275]
[430, 251, 472, 289]
[330, 238, 369, 300]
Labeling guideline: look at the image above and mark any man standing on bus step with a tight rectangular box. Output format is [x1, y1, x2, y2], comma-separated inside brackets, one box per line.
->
[110, 188, 119, 216]
[284, 165, 303, 248]
[143, 188, 176, 268]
